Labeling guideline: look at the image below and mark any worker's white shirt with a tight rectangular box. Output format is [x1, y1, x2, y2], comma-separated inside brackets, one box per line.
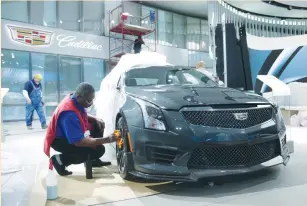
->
[197, 68, 224, 86]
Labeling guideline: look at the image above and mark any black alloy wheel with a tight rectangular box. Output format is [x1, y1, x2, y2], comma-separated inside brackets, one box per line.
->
[116, 117, 133, 180]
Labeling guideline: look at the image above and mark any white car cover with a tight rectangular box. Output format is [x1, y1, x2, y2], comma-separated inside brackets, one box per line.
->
[94, 51, 170, 137]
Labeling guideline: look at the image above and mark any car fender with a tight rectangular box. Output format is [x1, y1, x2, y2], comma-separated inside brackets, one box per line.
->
[115, 95, 144, 129]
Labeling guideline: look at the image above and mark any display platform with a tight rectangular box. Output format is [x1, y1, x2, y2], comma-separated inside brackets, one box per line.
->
[28, 163, 179, 206]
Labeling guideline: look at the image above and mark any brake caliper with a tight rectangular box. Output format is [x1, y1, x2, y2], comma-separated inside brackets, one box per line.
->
[114, 130, 124, 149]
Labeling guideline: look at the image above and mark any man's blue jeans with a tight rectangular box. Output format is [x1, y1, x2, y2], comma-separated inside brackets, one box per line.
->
[26, 104, 46, 126]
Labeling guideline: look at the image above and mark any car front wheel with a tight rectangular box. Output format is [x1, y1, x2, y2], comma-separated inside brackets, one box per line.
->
[116, 117, 134, 180]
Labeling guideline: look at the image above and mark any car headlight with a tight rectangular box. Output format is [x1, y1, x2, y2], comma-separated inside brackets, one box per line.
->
[134, 98, 166, 131]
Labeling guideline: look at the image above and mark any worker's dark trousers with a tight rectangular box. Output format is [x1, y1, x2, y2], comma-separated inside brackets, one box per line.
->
[134, 49, 141, 54]
[51, 125, 105, 167]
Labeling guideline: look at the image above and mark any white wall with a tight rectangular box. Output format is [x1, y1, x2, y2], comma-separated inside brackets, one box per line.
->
[156, 44, 189, 66]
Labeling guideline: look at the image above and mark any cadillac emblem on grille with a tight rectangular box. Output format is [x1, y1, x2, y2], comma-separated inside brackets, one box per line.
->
[7, 25, 53, 46]
[233, 112, 248, 121]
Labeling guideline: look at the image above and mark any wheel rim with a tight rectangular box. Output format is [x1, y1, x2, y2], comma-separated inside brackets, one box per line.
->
[116, 120, 129, 175]
[119, 151, 127, 174]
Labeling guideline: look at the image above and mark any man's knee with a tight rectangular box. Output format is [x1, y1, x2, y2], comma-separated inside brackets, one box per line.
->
[94, 145, 105, 158]
[90, 122, 104, 138]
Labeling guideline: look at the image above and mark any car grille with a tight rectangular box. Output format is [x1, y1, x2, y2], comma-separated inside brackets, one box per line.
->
[181, 107, 273, 129]
[187, 140, 280, 169]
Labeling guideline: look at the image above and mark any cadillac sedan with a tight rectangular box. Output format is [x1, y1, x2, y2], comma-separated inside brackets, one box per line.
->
[113, 65, 293, 182]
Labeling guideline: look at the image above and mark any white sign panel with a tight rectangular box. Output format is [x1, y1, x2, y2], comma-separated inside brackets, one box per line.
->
[2, 19, 109, 59]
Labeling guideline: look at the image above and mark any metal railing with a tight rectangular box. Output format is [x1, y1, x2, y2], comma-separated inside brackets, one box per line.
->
[109, 4, 157, 61]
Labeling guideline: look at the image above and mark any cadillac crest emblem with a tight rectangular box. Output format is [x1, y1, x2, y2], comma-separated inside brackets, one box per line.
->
[7, 25, 53, 46]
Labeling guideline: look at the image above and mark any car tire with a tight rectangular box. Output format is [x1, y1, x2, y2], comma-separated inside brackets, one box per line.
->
[116, 117, 134, 180]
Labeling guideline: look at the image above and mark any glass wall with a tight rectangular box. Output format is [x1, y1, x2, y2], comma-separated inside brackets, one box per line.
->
[82, 1, 105, 35]
[200, 20, 209, 51]
[58, 1, 81, 31]
[83, 58, 105, 115]
[1, 49, 107, 121]
[173, 14, 186, 48]
[1, 50, 30, 121]
[83, 58, 105, 91]
[30, 1, 57, 27]
[59, 56, 82, 100]
[1, 1, 28, 22]
[186, 17, 201, 51]
[31, 53, 58, 116]
[158, 10, 173, 46]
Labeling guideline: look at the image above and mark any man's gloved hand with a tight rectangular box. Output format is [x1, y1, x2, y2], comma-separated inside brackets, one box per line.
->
[107, 133, 119, 143]
[41, 101, 45, 106]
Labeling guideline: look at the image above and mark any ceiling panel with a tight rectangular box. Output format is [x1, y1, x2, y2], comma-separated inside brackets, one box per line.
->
[139, 1, 209, 19]
[138, 1, 307, 19]
[225, 0, 307, 18]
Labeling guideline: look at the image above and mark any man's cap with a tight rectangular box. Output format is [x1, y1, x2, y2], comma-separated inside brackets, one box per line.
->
[33, 74, 43, 81]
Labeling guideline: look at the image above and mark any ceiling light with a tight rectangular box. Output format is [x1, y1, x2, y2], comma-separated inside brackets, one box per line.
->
[60, 20, 63, 24]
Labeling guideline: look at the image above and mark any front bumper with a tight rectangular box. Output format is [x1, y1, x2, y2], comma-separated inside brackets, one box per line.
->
[126, 121, 293, 182]
[129, 156, 287, 182]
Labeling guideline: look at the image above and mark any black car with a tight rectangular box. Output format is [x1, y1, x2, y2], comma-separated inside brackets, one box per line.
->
[114, 65, 292, 182]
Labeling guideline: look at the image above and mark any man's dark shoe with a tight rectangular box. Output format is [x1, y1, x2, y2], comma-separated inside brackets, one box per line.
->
[92, 159, 111, 167]
[51, 155, 72, 176]
[42, 124, 48, 129]
[27, 125, 33, 130]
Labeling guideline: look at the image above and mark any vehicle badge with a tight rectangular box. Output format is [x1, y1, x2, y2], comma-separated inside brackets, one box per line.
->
[7, 25, 53, 46]
[233, 112, 248, 121]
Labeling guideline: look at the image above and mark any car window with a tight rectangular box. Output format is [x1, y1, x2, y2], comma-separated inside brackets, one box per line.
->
[124, 66, 217, 87]
[135, 78, 159, 86]
[182, 73, 200, 84]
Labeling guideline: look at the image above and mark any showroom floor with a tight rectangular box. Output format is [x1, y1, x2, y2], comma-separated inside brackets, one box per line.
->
[2, 122, 306, 206]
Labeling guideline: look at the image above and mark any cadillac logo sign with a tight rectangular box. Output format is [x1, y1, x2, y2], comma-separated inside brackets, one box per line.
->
[7, 25, 53, 46]
[233, 112, 248, 121]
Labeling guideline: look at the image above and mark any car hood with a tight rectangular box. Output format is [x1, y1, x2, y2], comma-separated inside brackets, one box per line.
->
[125, 85, 270, 110]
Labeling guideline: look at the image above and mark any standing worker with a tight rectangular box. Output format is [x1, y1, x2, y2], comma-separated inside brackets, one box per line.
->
[44, 82, 119, 176]
[22, 74, 48, 130]
[196, 61, 224, 86]
[133, 36, 144, 54]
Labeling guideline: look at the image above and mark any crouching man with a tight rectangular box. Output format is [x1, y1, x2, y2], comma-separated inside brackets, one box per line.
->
[43, 82, 119, 176]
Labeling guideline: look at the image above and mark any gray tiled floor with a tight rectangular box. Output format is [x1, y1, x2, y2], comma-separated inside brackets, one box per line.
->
[2, 121, 46, 206]
[100, 127, 307, 206]
[1, 123, 306, 206]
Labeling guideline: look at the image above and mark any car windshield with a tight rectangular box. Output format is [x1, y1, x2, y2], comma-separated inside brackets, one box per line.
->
[124, 66, 217, 87]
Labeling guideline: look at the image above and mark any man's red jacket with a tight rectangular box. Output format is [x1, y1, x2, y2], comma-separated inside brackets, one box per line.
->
[43, 95, 89, 169]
